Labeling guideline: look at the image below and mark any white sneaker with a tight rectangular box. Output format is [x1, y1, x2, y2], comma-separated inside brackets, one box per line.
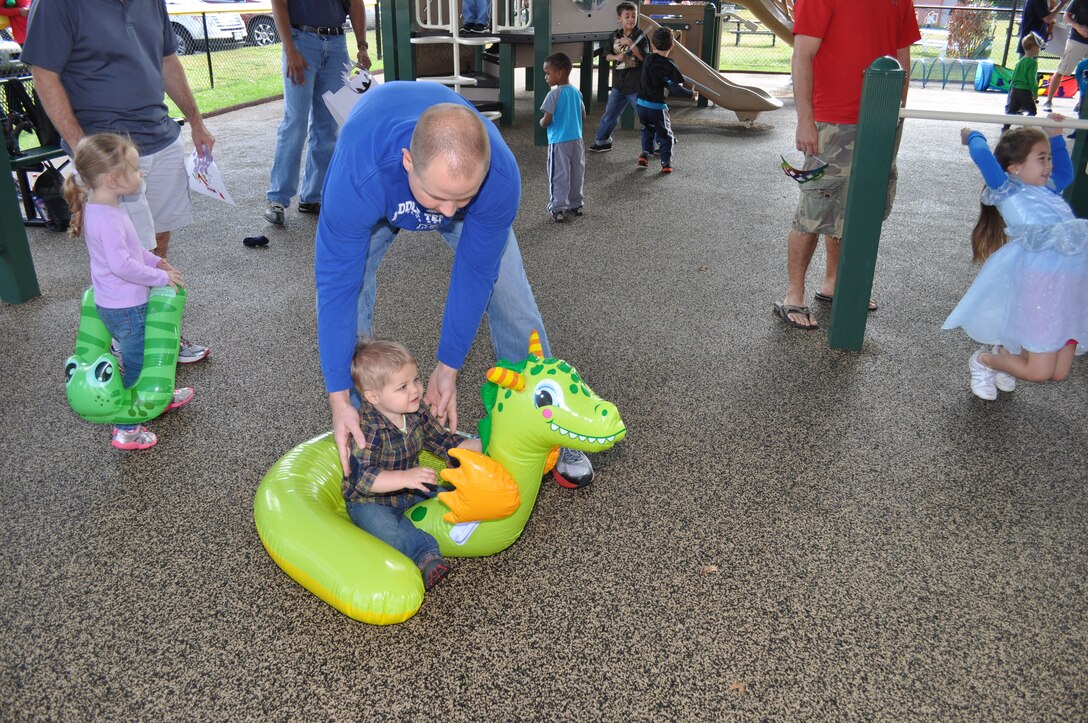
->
[1042, 101, 1053, 112]
[552, 447, 595, 489]
[991, 345, 1017, 393]
[969, 350, 997, 401]
[178, 338, 210, 364]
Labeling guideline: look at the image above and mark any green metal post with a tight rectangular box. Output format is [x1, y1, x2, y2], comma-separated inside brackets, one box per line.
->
[500, 42, 515, 125]
[394, 0, 415, 81]
[525, 67, 534, 92]
[533, 0, 552, 146]
[1064, 102, 1088, 219]
[696, 1, 717, 108]
[379, 0, 398, 78]
[596, 41, 609, 103]
[827, 57, 904, 351]
[621, 104, 634, 130]
[0, 150, 41, 304]
[580, 41, 594, 115]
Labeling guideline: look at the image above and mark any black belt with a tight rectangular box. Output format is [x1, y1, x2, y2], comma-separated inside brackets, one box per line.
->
[292, 24, 345, 36]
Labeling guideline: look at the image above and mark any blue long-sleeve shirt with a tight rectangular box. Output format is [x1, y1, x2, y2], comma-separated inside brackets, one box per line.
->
[966, 131, 1073, 193]
[315, 82, 522, 394]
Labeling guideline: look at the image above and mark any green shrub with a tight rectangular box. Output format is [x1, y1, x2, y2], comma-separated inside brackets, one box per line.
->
[946, 0, 996, 59]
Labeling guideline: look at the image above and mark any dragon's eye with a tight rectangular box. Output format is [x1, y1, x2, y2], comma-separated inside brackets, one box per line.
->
[64, 360, 77, 383]
[533, 379, 565, 409]
[93, 360, 113, 384]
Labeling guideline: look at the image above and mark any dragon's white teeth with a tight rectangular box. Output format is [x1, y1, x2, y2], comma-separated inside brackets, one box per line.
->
[550, 424, 558, 431]
[607, 435, 616, 442]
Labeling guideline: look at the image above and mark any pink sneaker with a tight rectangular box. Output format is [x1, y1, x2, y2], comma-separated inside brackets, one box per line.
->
[166, 387, 195, 411]
[111, 425, 158, 450]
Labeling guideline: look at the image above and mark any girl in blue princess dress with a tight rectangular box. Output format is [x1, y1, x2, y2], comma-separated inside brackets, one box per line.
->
[943, 119, 1088, 400]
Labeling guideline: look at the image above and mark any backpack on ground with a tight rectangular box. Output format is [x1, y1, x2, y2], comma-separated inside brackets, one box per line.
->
[32, 166, 71, 233]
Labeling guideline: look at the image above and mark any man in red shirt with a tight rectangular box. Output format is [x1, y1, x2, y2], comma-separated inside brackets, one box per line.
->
[774, 0, 921, 330]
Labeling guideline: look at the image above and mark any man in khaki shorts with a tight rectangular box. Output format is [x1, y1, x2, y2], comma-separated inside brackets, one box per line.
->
[775, 0, 920, 331]
[1042, 0, 1088, 112]
[23, 0, 212, 363]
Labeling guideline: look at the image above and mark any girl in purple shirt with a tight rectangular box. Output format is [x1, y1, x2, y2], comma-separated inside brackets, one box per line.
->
[63, 134, 194, 450]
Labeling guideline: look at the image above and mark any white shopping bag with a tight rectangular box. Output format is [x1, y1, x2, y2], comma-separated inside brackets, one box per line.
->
[322, 65, 374, 128]
[185, 149, 235, 206]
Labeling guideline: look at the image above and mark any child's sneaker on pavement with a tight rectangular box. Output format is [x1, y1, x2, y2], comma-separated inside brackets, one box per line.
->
[661, 163, 673, 174]
[991, 345, 1016, 392]
[112, 425, 158, 451]
[569, 206, 583, 216]
[550, 210, 567, 223]
[969, 350, 997, 400]
[178, 338, 210, 364]
[637, 154, 649, 167]
[588, 142, 612, 153]
[421, 557, 450, 591]
[166, 387, 195, 410]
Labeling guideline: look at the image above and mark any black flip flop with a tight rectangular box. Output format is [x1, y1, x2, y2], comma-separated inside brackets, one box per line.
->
[814, 292, 877, 312]
[773, 302, 819, 330]
[243, 235, 270, 247]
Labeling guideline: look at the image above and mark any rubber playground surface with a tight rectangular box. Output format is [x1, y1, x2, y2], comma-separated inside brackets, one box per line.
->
[1, 73, 1086, 719]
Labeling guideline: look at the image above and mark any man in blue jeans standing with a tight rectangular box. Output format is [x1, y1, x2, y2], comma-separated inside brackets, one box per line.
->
[264, 0, 370, 225]
[316, 82, 596, 490]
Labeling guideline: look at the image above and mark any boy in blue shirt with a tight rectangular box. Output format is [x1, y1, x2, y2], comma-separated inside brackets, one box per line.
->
[540, 52, 586, 222]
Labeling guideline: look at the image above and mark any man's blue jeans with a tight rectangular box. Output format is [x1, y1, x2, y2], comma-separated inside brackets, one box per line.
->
[355, 219, 552, 363]
[594, 88, 638, 145]
[267, 29, 348, 206]
[346, 493, 440, 566]
[97, 303, 147, 432]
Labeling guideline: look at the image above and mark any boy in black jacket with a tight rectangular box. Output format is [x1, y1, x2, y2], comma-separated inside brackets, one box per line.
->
[636, 26, 693, 173]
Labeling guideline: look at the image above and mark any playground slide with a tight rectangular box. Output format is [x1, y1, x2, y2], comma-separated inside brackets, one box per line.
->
[731, 0, 795, 46]
[640, 15, 783, 122]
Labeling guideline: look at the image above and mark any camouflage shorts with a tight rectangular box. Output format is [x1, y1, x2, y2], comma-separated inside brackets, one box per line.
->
[792, 121, 902, 238]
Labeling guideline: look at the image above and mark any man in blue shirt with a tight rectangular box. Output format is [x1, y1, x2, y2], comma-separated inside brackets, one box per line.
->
[316, 81, 595, 489]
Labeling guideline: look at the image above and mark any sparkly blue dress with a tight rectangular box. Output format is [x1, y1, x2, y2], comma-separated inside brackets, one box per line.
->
[943, 133, 1088, 354]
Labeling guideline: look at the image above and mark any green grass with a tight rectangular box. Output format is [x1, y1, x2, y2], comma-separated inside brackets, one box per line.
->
[715, 12, 1063, 79]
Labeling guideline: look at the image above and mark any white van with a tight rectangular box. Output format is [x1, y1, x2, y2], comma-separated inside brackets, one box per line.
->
[166, 1, 247, 55]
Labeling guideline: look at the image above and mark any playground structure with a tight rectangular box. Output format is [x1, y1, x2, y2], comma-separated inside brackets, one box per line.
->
[377, 0, 789, 143]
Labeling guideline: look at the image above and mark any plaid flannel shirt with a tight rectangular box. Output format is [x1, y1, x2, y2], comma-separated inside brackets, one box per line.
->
[342, 400, 461, 507]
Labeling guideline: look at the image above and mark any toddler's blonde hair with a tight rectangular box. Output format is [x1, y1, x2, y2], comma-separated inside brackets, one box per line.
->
[351, 338, 416, 393]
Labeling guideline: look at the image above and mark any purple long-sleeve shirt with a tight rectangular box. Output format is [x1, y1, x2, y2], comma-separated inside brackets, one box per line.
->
[84, 204, 169, 308]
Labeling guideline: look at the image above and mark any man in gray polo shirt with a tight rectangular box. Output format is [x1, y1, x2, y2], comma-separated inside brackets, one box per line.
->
[23, 0, 212, 364]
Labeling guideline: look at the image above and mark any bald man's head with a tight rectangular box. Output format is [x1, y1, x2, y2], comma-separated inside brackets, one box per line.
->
[408, 103, 491, 182]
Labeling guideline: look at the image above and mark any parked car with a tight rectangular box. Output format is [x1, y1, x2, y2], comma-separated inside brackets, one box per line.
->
[165, 1, 248, 55]
[0, 29, 26, 79]
[201, 0, 377, 47]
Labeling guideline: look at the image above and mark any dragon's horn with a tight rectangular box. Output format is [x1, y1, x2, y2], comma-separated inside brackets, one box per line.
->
[486, 367, 525, 391]
[528, 330, 544, 358]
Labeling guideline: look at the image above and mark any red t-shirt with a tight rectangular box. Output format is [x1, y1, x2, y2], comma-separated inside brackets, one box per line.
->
[793, 0, 921, 124]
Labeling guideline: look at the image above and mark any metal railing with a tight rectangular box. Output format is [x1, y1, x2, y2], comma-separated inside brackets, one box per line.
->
[416, 0, 531, 32]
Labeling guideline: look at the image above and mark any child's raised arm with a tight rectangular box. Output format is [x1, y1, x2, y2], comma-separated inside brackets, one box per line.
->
[962, 129, 1007, 189]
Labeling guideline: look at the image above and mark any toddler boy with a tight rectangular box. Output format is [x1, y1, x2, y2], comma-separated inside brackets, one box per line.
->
[540, 52, 586, 222]
[589, 2, 649, 153]
[1004, 32, 1043, 131]
[342, 339, 481, 591]
[636, 27, 693, 173]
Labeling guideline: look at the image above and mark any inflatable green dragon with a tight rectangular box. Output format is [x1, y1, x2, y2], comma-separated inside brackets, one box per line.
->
[64, 286, 185, 425]
[254, 331, 627, 624]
